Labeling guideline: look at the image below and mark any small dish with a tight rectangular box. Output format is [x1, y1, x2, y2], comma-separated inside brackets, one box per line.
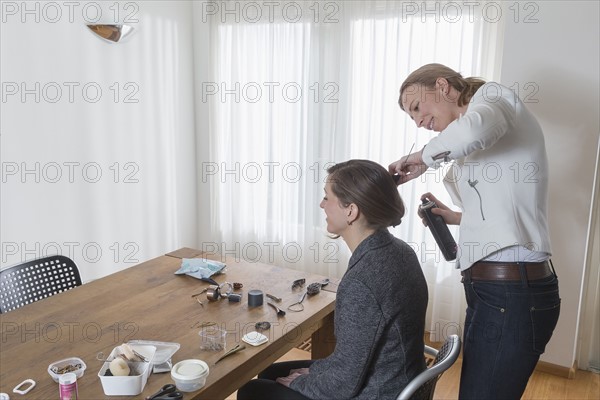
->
[47, 357, 87, 382]
[242, 331, 268, 346]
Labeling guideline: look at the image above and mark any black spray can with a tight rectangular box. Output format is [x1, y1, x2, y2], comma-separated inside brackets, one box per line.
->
[419, 199, 457, 261]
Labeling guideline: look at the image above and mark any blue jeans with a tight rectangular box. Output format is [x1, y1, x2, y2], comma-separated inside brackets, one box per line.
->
[459, 271, 560, 399]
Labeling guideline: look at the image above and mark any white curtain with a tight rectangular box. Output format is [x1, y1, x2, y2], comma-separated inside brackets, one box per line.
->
[198, 0, 502, 338]
[1, 2, 197, 282]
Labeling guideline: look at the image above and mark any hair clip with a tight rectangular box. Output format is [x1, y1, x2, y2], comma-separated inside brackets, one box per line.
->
[307, 282, 322, 295]
[291, 278, 305, 290]
[307, 279, 330, 295]
[255, 321, 271, 331]
[266, 293, 282, 302]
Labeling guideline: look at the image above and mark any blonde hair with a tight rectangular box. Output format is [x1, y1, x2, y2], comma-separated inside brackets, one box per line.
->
[398, 63, 486, 110]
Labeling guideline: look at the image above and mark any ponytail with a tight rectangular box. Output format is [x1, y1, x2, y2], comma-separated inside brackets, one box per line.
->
[399, 64, 485, 109]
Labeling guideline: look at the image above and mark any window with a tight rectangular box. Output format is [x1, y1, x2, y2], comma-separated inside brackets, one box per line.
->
[201, 0, 502, 335]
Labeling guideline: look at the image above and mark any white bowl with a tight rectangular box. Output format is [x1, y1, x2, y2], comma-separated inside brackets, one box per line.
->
[98, 344, 156, 396]
[47, 357, 87, 382]
[171, 359, 209, 392]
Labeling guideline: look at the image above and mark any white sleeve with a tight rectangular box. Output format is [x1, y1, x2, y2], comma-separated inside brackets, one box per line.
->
[422, 83, 517, 169]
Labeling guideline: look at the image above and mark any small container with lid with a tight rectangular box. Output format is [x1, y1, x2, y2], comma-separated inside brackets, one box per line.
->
[171, 359, 209, 392]
[248, 289, 264, 307]
[199, 327, 227, 351]
[59, 372, 78, 400]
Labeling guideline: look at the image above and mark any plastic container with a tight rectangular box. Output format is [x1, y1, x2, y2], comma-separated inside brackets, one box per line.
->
[48, 357, 87, 383]
[97, 344, 156, 396]
[171, 359, 209, 392]
[127, 340, 180, 373]
[59, 372, 78, 400]
[199, 327, 227, 351]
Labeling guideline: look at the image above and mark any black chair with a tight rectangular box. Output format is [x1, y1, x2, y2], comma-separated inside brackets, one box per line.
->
[0, 255, 82, 313]
[397, 334, 462, 400]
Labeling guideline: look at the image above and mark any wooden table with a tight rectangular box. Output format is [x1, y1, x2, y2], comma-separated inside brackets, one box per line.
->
[0, 248, 337, 399]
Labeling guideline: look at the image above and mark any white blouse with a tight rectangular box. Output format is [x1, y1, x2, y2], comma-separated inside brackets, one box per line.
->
[422, 82, 552, 270]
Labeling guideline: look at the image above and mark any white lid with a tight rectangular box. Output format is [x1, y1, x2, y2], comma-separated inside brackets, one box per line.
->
[58, 372, 77, 384]
[171, 360, 209, 380]
[127, 340, 180, 365]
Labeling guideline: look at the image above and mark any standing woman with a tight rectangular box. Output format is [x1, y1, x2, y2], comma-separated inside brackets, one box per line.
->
[389, 63, 560, 399]
[238, 159, 428, 399]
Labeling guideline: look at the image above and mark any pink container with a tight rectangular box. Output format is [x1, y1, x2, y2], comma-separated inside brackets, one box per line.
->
[59, 372, 78, 400]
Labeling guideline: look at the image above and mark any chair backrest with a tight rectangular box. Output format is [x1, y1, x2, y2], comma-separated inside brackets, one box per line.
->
[397, 334, 462, 400]
[0, 255, 82, 313]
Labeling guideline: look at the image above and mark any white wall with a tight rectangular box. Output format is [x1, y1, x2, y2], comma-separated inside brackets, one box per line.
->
[1, 1, 197, 281]
[499, 0, 600, 368]
[579, 153, 599, 370]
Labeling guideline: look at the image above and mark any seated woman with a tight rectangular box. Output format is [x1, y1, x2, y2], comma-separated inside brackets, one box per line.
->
[237, 159, 428, 400]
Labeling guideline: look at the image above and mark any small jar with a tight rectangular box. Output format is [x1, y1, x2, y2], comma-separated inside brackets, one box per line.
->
[171, 359, 209, 392]
[248, 290, 264, 307]
[59, 372, 78, 400]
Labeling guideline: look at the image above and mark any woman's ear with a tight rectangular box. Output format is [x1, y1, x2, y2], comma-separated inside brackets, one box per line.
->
[435, 77, 449, 94]
[347, 203, 360, 225]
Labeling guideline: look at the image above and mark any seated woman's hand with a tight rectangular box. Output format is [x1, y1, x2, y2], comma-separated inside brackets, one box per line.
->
[275, 368, 310, 387]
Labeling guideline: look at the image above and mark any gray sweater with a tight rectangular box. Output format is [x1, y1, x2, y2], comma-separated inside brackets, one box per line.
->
[290, 229, 428, 399]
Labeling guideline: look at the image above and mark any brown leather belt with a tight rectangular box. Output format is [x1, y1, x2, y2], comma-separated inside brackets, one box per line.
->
[464, 261, 553, 281]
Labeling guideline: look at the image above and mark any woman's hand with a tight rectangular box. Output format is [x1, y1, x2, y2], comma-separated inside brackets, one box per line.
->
[419, 192, 462, 225]
[388, 148, 428, 185]
[276, 368, 310, 387]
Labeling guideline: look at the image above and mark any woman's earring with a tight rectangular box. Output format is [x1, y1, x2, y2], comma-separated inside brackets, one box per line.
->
[347, 220, 353, 226]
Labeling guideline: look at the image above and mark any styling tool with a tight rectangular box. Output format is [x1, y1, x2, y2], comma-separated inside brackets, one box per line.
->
[214, 344, 246, 364]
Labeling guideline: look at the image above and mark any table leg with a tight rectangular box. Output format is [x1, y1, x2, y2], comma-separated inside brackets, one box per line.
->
[311, 312, 335, 359]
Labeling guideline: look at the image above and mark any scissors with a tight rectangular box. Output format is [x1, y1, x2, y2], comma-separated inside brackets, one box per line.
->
[146, 384, 183, 400]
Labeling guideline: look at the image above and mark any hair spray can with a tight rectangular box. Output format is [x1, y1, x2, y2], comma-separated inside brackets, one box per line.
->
[419, 199, 458, 261]
[59, 372, 78, 400]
